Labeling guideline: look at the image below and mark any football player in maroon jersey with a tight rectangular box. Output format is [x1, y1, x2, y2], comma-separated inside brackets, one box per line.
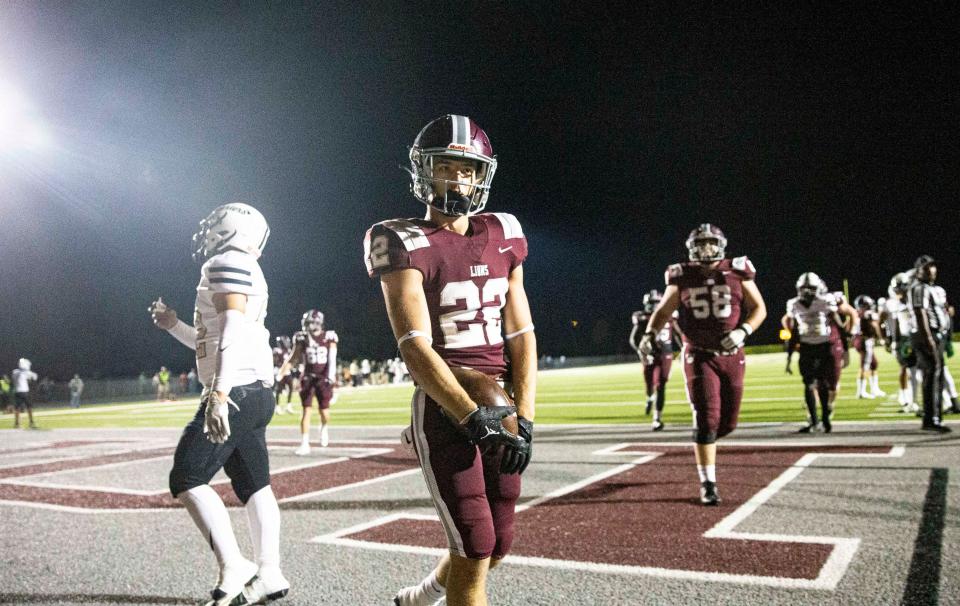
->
[629, 289, 680, 430]
[365, 115, 535, 606]
[272, 335, 295, 415]
[277, 310, 338, 454]
[640, 224, 767, 506]
[853, 295, 886, 399]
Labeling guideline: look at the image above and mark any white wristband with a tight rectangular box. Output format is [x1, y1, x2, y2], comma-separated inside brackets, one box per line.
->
[167, 320, 197, 351]
[211, 309, 245, 394]
[505, 324, 535, 340]
[398, 330, 432, 346]
[741, 323, 753, 336]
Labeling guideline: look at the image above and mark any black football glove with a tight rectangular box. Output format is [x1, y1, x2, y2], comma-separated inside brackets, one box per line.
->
[510, 416, 534, 475]
[461, 405, 517, 453]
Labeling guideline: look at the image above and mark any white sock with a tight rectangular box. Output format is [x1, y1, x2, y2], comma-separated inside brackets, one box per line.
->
[245, 486, 281, 571]
[870, 375, 880, 392]
[398, 570, 445, 606]
[178, 485, 244, 571]
[697, 465, 716, 483]
[300, 433, 310, 446]
[652, 408, 661, 423]
[857, 378, 865, 395]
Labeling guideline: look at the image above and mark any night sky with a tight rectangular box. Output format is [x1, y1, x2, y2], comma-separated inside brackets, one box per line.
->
[0, 2, 957, 379]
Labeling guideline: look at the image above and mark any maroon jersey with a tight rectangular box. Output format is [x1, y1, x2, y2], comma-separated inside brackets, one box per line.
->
[364, 212, 528, 377]
[272, 346, 287, 368]
[665, 256, 756, 351]
[293, 330, 338, 377]
[858, 309, 880, 339]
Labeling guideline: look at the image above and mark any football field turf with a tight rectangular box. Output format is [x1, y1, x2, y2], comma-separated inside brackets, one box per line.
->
[10, 349, 960, 430]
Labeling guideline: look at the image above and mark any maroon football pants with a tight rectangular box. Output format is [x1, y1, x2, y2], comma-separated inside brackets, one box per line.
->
[682, 347, 745, 444]
[299, 375, 334, 409]
[643, 354, 673, 393]
[409, 388, 521, 559]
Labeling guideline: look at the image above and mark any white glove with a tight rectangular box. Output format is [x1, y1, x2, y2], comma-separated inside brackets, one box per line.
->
[638, 332, 656, 356]
[202, 390, 238, 443]
[720, 325, 750, 351]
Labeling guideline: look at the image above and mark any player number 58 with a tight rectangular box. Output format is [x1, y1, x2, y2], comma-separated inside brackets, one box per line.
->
[688, 285, 732, 319]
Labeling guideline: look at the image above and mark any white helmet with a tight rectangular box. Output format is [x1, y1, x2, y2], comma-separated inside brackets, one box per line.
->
[18, 358, 31, 370]
[888, 272, 911, 298]
[192, 203, 270, 262]
[796, 272, 822, 297]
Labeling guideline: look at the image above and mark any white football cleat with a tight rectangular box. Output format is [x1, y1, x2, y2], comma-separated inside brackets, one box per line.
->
[393, 584, 443, 606]
[294, 443, 310, 456]
[872, 389, 887, 397]
[231, 568, 290, 605]
[274, 405, 284, 416]
[283, 404, 296, 414]
[206, 558, 258, 606]
[319, 425, 329, 447]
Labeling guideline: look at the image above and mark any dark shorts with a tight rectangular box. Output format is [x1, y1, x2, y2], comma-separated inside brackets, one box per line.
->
[682, 347, 746, 444]
[14, 392, 30, 412]
[409, 388, 521, 560]
[169, 381, 274, 503]
[300, 375, 334, 409]
[798, 342, 838, 388]
[895, 340, 917, 368]
[643, 354, 673, 392]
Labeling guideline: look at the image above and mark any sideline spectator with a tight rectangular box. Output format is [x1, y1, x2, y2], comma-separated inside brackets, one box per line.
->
[178, 371, 189, 398]
[69, 374, 84, 408]
[12, 358, 38, 429]
[0, 375, 11, 413]
[156, 366, 171, 400]
[350, 359, 360, 387]
[187, 368, 199, 393]
[360, 358, 371, 385]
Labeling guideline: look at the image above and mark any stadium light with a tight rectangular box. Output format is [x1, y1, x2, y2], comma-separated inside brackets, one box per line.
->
[0, 80, 51, 153]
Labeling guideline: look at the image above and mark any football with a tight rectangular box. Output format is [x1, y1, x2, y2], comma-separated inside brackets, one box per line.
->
[448, 366, 518, 435]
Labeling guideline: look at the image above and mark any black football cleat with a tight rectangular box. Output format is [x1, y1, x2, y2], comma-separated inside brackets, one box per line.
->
[798, 423, 821, 434]
[921, 423, 952, 433]
[700, 481, 721, 506]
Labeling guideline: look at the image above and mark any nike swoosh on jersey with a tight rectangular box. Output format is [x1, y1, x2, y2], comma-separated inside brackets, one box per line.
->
[498, 246, 513, 253]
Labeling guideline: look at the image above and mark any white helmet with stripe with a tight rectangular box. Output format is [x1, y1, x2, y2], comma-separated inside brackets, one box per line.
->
[192, 203, 270, 262]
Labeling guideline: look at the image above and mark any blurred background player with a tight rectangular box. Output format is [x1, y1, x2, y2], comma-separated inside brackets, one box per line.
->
[853, 295, 886, 398]
[365, 114, 534, 606]
[784, 273, 857, 432]
[156, 365, 172, 401]
[641, 223, 766, 506]
[908, 255, 951, 432]
[11, 358, 38, 429]
[272, 335, 295, 414]
[278, 309, 338, 454]
[629, 289, 679, 430]
[149, 203, 289, 605]
[68, 373, 84, 408]
[882, 272, 921, 413]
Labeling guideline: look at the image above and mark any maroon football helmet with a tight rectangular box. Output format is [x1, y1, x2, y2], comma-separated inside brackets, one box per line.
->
[686, 223, 727, 262]
[301, 309, 324, 335]
[407, 114, 497, 217]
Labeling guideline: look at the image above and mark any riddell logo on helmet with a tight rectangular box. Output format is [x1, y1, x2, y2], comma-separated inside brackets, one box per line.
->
[447, 143, 474, 152]
[223, 205, 251, 215]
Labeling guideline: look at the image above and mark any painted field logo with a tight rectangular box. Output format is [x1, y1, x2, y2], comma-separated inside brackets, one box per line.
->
[0, 440, 418, 511]
[314, 442, 903, 590]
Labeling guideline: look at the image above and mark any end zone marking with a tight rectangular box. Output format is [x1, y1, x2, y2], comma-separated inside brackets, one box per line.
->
[312, 442, 905, 589]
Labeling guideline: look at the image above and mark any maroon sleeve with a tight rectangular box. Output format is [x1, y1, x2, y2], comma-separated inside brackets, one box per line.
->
[364, 222, 413, 278]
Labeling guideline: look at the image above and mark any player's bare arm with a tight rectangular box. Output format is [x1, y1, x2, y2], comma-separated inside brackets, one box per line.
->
[644, 284, 681, 335]
[628, 323, 641, 352]
[740, 280, 767, 332]
[380, 268, 479, 422]
[149, 297, 197, 350]
[278, 341, 305, 380]
[502, 264, 536, 422]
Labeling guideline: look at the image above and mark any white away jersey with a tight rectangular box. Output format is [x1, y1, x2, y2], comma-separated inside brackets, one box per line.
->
[786, 294, 837, 344]
[193, 250, 273, 388]
[11, 369, 37, 393]
[884, 297, 915, 340]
